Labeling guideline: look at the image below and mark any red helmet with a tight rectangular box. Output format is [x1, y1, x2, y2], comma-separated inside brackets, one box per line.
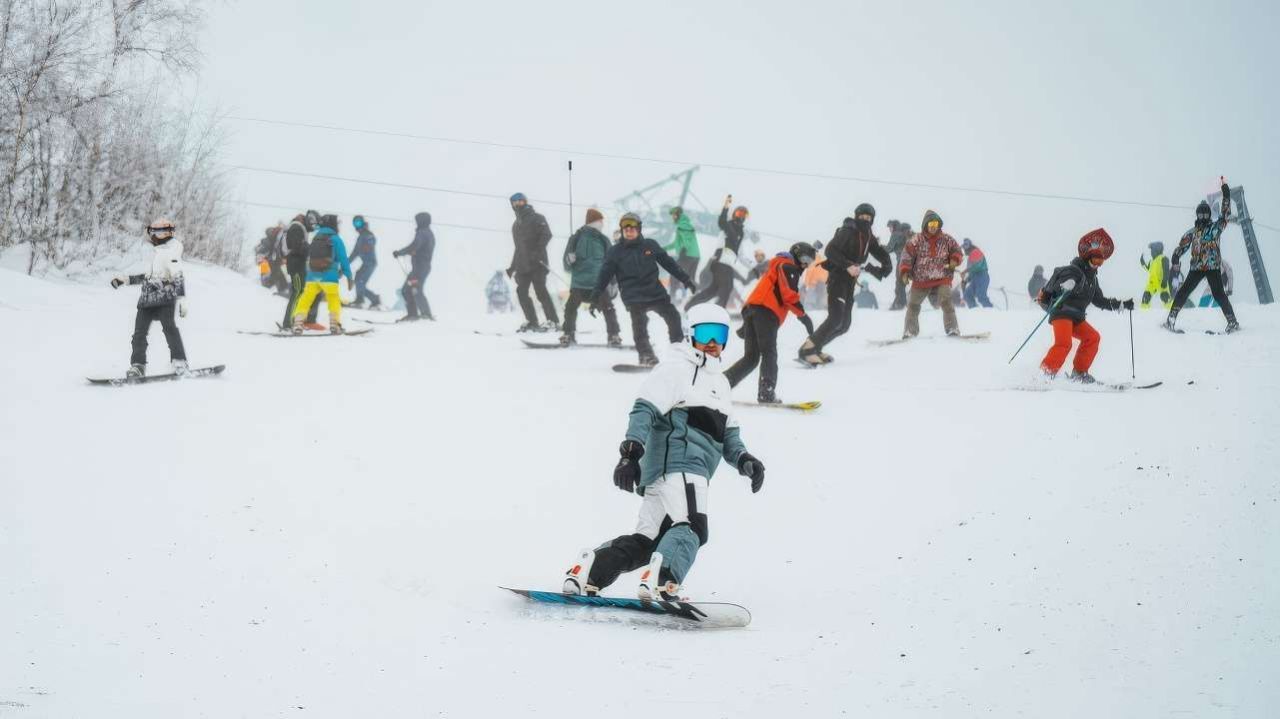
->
[1077, 228, 1114, 261]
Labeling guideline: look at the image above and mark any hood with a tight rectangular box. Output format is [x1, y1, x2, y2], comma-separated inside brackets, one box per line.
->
[415, 212, 432, 228]
[1033, 265, 1044, 275]
[922, 209, 943, 232]
[669, 339, 724, 372]
[1149, 241, 1164, 256]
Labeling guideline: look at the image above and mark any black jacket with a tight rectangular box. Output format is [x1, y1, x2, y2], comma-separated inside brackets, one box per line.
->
[822, 218, 893, 286]
[717, 207, 746, 255]
[594, 235, 692, 307]
[1040, 257, 1121, 322]
[509, 204, 552, 275]
[398, 212, 436, 271]
[283, 220, 310, 275]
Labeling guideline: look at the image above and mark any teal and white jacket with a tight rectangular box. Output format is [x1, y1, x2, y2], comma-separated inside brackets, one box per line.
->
[625, 343, 748, 487]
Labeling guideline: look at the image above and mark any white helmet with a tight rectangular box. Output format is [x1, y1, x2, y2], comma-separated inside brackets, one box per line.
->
[147, 218, 175, 242]
[686, 303, 733, 347]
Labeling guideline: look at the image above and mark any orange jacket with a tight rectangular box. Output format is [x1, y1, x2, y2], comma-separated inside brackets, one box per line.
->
[746, 254, 807, 324]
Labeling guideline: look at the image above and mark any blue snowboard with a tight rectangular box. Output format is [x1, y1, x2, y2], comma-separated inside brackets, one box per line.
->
[501, 587, 751, 628]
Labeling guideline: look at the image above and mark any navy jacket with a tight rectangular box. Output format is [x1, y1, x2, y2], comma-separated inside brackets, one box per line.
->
[398, 212, 436, 272]
[594, 234, 692, 306]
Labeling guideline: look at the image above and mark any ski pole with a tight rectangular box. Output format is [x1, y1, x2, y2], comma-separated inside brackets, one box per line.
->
[1008, 293, 1067, 364]
[540, 260, 571, 288]
[1129, 308, 1135, 379]
[567, 160, 574, 239]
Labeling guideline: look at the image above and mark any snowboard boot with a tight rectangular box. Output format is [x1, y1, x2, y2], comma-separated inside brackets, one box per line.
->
[516, 321, 538, 333]
[637, 553, 681, 601]
[607, 334, 623, 348]
[559, 332, 575, 347]
[946, 328, 962, 337]
[1225, 318, 1241, 334]
[303, 322, 327, 332]
[291, 319, 304, 335]
[330, 322, 345, 335]
[126, 363, 146, 380]
[758, 385, 782, 405]
[901, 331, 918, 340]
[817, 351, 834, 364]
[541, 320, 560, 333]
[1069, 371, 1098, 384]
[348, 300, 366, 310]
[171, 359, 188, 376]
[562, 549, 598, 596]
[396, 314, 419, 323]
[638, 351, 659, 367]
[797, 338, 824, 366]
[1162, 311, 1181, 333]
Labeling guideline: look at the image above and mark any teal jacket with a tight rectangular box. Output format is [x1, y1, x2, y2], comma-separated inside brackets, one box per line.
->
[563, 224, 612, 290]
[663, 214, 700, 259]
[305, 228, 353, 283]
[624, 343, 747, 487]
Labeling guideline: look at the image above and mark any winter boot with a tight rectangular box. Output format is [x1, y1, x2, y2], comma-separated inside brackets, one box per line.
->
[348, 299, 366, 310]
[1162, 311, 1182, 333]
[638, 351, 659, 367]
[1069, 371, 1098, 384]
[126, 363, 146, 380]
[562, 549, 598, 596]
[396, 314, 419, 323]
[541, 320, 560, 333]
[946, 328, 961, 337]
[817, 351, 834, 364]
[516, 321, 538, 333]
[172, 359, 189, 376]
[638, 554, 681, 601]
[758, 384, 782, 405]
[797, 338, 824, 366]
[291, 318, 304, 335]
[1225, 318, 1241, 334]
[607, 334, 623, 348]
[559, 332, 575, 347]
[330, 322, 345, 335]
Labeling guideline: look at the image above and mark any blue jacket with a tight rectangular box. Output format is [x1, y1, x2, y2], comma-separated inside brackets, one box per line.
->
[304, 228, 353, 283]
[350, 229, 377, 270]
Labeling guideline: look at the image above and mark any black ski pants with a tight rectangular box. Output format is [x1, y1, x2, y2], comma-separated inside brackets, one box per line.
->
[563, 288, 620, 337]
[627, 300, 684, 358]
[515, 269, 559, 325]
[725, 305, 780, 398]
[685, 263, 735, 310]
[131, 303, 186, 366]
[402, 266, 431, 319]
[810, 278, 856, 351]
[1171, 269, 1235, 320]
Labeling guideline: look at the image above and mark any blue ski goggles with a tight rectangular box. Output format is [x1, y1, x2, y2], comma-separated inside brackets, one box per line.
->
[691, 322, 730, 347]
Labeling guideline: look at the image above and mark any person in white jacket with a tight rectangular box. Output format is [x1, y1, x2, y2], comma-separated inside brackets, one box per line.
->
[561, 303, 766, 601]
[111, 218, 188, 378]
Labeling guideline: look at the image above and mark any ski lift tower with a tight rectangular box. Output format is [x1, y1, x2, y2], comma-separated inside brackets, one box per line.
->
[1208, 185, 1273, 304]
[613, 166, 699, 246]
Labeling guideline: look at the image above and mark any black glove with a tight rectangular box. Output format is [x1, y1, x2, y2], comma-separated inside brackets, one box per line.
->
[110, 276, 126, 289]
[685, 279, 698, 293]
[1222, 182, 1230, 200]
[1121, 298, 1135, 310]
[869, 264, 889, 280]
[506, 267, 515, 278]
[587, 291, 603, 318]
[613, 440, 644, 494]
[392, 250, 403, 258]
[737, 452, 765, 493]
[799, 314, 815, 336]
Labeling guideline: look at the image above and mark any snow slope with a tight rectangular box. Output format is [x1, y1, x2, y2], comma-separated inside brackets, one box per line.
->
[2, 263, 1277, 718]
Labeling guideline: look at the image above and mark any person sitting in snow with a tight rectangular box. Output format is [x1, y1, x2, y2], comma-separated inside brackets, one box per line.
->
[110, 218, 189, 379]
[1036, 228, 1134, 383]
[561, 303, 765, 600]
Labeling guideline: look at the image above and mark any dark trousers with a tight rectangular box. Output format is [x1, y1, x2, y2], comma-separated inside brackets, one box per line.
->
[725, 306, 780, 399]
[627, 300, 684, 357]
[354, 264, 381, 306]
[131, 303, 186, 366]
[668, 256, 700, 301]
[1171, 269, 1235, 320]
[402, 266, 431, 319]
[890, 261, 908, 310]
[810, 279, 855, 351]
[268, 262, 290, 295]
[563, 287, 620, 336]
[283, 272, 320, 327]
[516, 269, 559, 325]
[685, 263, 735, 310]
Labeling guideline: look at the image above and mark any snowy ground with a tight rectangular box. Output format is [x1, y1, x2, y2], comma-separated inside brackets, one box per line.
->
[2, 262, 1278, 718]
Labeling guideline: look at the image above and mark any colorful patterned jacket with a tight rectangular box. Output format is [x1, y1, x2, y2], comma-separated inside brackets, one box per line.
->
[1172, 189, 1231, 271]
[900, 231, 963, 290]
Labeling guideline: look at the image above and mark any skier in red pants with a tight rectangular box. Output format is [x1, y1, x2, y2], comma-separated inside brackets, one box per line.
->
[1036, 229, 1134, 383]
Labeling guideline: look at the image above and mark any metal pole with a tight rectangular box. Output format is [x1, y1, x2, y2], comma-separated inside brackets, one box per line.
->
[1129, 308, 1135, 379]
[1008, 293, 1066, 364]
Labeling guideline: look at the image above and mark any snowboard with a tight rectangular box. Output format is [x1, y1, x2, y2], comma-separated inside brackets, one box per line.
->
[1009, 380, 1163, 393]
[501, 587, 751, 629]
[522, 339, 635, 351]
[792, 358, 829, 370]
[733, 399, 822, 412]
[612, 364, 655, 373]
[88, 364, 226, 386]
[868, 331, 991, 347]
[237, 328, 374, 337]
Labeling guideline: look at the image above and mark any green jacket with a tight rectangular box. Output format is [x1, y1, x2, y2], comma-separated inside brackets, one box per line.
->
[563, 224, 612, 290]
[663, 214, 700, 260]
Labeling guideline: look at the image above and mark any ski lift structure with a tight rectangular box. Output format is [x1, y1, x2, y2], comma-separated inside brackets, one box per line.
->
[612, 165, 761, 248]
[1207, 184, 1273, 304]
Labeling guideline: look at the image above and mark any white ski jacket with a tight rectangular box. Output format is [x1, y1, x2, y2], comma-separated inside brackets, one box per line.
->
[128, 239, 186, 308]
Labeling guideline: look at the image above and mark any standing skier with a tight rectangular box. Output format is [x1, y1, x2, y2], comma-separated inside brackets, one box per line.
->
[347, 215, 382, 309]
[110, 219, 188, 379]
[960, 238, 993, 307]
[507, 192, 559, 332]
[1139, 242, 1171, 309]
[663, 206, 700, 302]
[592, 213, 696, 366]
[798, 203, 892, 365]
[725, 243, 818, 403]
[1036, 228, 1133, 382]
[392, 212, 436, 322]
[885, 220, 912, 310]
[561, 208, 621, 346]
[854, 280, 879, 309]
[1164, 178, 1239, 333]
[685, 195, 748, 311]
[291, 214, 353, 334]
[900, 210, 963, 339]
[561, 303, 765, 600]
[1027, 265, 1048, 301]
[281, 212, 321, 329]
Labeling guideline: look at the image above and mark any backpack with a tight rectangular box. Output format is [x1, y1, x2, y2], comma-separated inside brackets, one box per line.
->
[309, 232, 334, 272]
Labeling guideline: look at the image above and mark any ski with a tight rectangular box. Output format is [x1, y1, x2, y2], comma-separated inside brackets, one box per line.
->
[88, 364, 226, 386]
[522, 339, 635, 351]
[612, 364, 655, 373]
[1008, 380, 1163, 393]
[733, 400, 822, 412]
[237, 328, 374, 337]
[792, 358, 827, 370]
[868, 331, 991, 347]
[501, 587, 750, 629]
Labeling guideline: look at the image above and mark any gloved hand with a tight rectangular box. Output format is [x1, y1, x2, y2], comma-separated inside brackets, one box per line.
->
[567, 253, 577, 266]
[1221, 177, 1230, 199]
[392, 250, 402, 258]
[506, 267, 515, 278]
[899, 272, 911, 286]
[1122, 298, 1135, 310]
[799, 314, 815, 336]
[1060, 278, 1077, 292]
[685, 279, 698, 293]
[613, 440, 644, 494]
[587, 291, 602, 318]
[737, 452, 765, 493]
[868, 264, 889, 280]
[178, 298, 188, 318]
[110, 275, 127, 289]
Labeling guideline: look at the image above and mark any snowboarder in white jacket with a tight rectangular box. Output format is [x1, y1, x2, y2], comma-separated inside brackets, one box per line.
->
[561, 304, 766, 600]
[110, 218, 188, 378]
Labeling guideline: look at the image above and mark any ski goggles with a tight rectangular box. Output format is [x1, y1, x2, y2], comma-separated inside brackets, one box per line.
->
[619, 217, 641, 229]
[926, 220, 941, 231]
[691, 322, 730, 347]
[855, 213, 874, 222]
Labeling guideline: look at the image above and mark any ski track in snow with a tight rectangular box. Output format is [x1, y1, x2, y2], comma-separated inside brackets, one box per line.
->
[2, 263, 1278, 718]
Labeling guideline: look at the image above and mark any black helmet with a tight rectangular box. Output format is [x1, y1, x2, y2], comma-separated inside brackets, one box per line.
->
[619, 212, 642, 230]
[789, 242, 818, 267]
[1195, 200, 1212, 224]
[854, 202, 876, 220]
[319, 213, 339, 230]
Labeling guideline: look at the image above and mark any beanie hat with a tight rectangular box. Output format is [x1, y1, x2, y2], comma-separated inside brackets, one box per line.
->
[585, 208, 604, 225]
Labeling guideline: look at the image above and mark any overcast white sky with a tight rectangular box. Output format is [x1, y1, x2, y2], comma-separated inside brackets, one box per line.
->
[194, 0, 1279, 304]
